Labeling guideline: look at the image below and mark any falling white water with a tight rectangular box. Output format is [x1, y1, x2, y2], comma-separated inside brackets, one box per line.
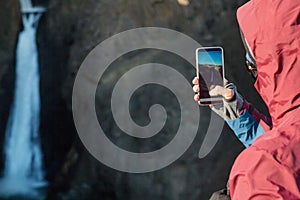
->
[0, 2, 47, 197]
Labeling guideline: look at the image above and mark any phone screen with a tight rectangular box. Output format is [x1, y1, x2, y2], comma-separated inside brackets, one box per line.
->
[196, 47, 224, 105]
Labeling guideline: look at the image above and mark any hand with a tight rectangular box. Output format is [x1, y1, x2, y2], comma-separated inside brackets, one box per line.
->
[192, 77, 244, 120]
[192, 77, 234, 102]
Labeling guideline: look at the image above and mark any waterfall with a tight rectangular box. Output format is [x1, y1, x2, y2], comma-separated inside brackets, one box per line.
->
[0, 0, 47, 197]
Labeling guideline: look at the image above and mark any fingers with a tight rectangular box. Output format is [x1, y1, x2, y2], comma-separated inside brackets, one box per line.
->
[193, 85, 199, 93]
[194, 94, 200, 101]
[192, 77, 200, 104]
[192, 77, 199, 85]
[192, 77, 199, 105]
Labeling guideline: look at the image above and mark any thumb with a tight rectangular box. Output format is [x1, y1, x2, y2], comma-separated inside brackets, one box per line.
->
[209, 85, 234, 100]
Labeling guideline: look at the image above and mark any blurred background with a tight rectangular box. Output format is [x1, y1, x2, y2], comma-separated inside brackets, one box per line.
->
[0, 0, 270, 199]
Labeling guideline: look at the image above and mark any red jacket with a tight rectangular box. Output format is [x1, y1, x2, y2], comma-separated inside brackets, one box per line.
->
[229, 0, 300, 199]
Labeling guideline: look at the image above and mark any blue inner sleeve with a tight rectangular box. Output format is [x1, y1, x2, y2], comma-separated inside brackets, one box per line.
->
[225, 110, 265, 147]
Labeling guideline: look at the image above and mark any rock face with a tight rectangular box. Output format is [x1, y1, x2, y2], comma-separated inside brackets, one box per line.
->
[0, 0, 21, 172]
[0, 0, 270, 200]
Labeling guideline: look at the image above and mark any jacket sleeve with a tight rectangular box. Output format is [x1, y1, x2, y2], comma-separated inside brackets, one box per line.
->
[225, 100, 272, 147]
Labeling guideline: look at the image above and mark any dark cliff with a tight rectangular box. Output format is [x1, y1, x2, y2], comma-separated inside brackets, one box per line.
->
[0, 0, 21, 172]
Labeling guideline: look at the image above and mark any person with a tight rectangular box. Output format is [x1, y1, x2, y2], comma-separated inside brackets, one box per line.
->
[193, 0, 300, 199]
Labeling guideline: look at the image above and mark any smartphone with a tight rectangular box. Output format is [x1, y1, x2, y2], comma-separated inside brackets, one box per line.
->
[196, 47, 224, 105]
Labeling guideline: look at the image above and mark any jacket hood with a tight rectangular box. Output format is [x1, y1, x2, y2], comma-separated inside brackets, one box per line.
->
[237, 0, 300, 127]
